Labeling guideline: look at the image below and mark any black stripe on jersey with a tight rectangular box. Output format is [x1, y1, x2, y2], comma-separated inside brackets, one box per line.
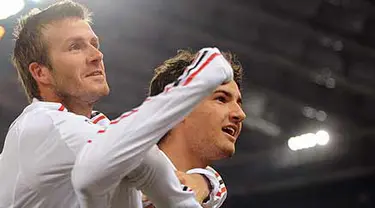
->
[219, 179, 224, 185]
[183, 186, 188, 191]
[173, 50, 208, 87]
[90, 111, 101, 119]
[186, 50, 208, 75]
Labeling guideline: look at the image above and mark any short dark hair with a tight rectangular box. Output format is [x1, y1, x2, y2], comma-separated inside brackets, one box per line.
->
[12, 0, 92, 102]
[149, 49, 243, 96]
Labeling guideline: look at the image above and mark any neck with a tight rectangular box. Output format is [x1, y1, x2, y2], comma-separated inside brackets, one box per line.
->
[40, 91, 93, 118]
[62, 97, 94, 118]
[158, 135, 209, 172]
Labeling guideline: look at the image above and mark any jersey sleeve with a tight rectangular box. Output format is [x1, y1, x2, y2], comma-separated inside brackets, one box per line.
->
[186, 167, 227, 208]
[127, 146, 202, 208]
[71, 47, 234, 207]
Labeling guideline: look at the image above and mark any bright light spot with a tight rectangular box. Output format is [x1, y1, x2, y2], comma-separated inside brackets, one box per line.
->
[288, 130, 330, 151]
[316, 130, 330, 145]
[288, 137, 298, 151]
[0, 26, 5, 40]
[0, 0, 25, 20]
[30, 0, 42, 2]
[304, 133, 318, 148]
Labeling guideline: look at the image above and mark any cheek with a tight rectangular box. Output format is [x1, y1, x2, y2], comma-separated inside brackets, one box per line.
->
[52, 68, 83, 94]
[55, 69, 81, 86]
[52, 56, 80, 78]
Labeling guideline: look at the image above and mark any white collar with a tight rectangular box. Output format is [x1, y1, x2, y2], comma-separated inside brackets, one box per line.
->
[28, 98, 110, 126]
[26, 98, 68, 112]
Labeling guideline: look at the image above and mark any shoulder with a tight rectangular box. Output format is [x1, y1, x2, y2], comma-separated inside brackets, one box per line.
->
[14, 103, 84, 141]
[13, 106, 55, 137]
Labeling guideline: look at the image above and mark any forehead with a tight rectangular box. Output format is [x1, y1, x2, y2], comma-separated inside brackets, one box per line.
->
[214, 80, 242, 98]
[42, 18, 96, 47]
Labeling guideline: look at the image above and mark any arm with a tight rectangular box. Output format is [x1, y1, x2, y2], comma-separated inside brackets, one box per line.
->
[71, 48, 233, 206]
[139, 166, 227, 208]
[127, 146, 202, 208]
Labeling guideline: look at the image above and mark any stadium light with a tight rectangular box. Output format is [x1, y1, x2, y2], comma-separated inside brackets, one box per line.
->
[0, 0, 25, 20]
[288, 130, 330, 151]
[0, 26, 5, 40]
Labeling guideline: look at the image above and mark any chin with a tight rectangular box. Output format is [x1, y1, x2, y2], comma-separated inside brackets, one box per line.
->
[219, 144, 236, 159]
[93, 84, 110, 96]
[84, 87, 110, 104]
[100, 86, 110, 96]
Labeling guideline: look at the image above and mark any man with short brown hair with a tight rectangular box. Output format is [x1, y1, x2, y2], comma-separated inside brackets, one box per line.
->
[144, 49, 246, 207]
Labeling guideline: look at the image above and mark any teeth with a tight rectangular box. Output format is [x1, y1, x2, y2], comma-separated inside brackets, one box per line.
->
[223, 127, 235, 136]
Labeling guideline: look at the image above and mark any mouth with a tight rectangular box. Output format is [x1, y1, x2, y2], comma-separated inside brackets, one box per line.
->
[86, 70, 104, 77]
[222, 125, 238, 141]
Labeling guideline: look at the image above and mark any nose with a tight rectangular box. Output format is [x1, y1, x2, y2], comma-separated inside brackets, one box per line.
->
[230, 103, 246, 123]
[88, 45, 103, 64]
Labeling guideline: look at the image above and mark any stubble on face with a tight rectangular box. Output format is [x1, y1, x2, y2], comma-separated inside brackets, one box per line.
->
[42, 18, 110, 104]
[183, 81, 244, 162]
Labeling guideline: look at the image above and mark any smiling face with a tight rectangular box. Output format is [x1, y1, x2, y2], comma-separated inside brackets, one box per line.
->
[42, 17, 109, 103]
[177, 80, 246, 160]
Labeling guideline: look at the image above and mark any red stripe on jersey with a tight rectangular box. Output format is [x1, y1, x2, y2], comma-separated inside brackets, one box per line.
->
[215, 172, 220, 177]
[183, 53, 220, 86]
[221, 187, 227, 193]
[110, 109, 138, 125]
[58, 105, 65, 111]
[97, 129, 106, 134]
[92, 115, 106, 124]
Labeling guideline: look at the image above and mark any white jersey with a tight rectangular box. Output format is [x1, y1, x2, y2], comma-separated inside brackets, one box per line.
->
[138, 149, 228, 208]
[88, 115, 228, 208]
[0, 47, 233, 208]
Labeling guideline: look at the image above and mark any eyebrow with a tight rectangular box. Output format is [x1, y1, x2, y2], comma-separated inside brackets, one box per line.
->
[64, 36, 99, 46]
[214, 89, 242, 105]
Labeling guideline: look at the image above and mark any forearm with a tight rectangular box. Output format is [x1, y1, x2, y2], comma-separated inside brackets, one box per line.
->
[72, 47, 233, 202]
[129, 146, 202, 208]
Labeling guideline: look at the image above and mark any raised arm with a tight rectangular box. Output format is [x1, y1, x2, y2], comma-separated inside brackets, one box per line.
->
[71, 47, 234, 207]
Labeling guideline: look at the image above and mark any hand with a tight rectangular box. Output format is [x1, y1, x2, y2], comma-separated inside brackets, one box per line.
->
[175, 171, 211, 204]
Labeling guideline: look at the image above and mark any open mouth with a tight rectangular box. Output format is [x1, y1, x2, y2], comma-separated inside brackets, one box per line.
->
[222, 126, 236, 137]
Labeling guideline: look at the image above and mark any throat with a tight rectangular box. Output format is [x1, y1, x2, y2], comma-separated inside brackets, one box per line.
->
[61, 97, 94, 118]
[160, 143, 209, 172]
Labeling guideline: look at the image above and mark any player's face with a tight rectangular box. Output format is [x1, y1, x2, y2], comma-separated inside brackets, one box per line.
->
[183, 80, 246, 159]
[43, 18, 109, 103]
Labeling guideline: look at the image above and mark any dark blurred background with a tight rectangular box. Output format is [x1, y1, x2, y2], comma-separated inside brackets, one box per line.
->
[1, 0, 375, 207]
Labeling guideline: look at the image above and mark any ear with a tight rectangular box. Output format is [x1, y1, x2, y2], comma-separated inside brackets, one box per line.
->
[29, 62, 53, 85]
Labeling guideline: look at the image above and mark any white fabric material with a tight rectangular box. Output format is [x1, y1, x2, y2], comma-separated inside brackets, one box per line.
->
[187, 167, 227, 208]
[0, 47, 233, 208]
[154, 151, 228, 208]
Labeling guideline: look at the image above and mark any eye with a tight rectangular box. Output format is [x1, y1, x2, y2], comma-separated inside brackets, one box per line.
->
[69, 43, 81, 51]
[215, 96, 227, 103]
